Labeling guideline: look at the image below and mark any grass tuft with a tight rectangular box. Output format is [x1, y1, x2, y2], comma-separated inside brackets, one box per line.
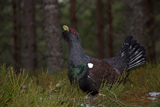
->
[0, 63, 160, 106]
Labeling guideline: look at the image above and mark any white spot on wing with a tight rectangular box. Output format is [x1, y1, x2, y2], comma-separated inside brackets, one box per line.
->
[87, 75, 91, 79]
[87, 63, 93, 68]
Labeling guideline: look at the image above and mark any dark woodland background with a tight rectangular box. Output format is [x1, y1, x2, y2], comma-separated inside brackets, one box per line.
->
[0, 0, 160, 73]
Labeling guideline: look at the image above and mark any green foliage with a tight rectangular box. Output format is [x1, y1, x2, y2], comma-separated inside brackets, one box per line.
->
[125, 63, 160, 92]
[0, 63, 160, 106]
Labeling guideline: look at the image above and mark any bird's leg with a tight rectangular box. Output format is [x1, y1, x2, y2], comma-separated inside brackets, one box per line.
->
[98, 93, 105, 97]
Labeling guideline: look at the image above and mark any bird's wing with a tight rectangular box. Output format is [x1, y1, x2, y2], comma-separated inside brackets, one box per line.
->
[87, 59, 119, 87]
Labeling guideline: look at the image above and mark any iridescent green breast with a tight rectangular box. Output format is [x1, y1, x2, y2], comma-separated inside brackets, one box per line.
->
[68, 64, 87, 84]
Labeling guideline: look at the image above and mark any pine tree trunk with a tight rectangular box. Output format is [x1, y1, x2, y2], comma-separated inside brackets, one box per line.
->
[21, 0, 37, 71]
[127, 0, 146, 44]
[123, 0, 156, 63]
[70, 0, 77, 29]
[12, 0, 21, 70]
[106, 0, 113, 57]
[96, 0, 105, 58]
[43, 0, 63, 73]
[145, 0, 156, 63]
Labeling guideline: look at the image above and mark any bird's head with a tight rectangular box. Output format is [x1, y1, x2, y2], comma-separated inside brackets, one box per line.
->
[62, 25, 81, 45]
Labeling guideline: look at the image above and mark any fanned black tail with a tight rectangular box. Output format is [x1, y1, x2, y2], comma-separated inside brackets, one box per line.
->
[117, 36, 147, 72]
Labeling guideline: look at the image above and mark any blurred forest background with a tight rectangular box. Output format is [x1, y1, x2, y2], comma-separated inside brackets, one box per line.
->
[0, 0, 160, 73]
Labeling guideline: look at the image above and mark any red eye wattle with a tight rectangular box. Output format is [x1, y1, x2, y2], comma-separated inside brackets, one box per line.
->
[71, 30, 75, 34]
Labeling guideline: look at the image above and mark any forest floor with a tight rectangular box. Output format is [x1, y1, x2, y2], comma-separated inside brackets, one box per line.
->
[0, 63, 160, 107]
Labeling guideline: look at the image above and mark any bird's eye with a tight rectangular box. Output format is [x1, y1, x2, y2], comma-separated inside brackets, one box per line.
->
[71, 30, 76, 34]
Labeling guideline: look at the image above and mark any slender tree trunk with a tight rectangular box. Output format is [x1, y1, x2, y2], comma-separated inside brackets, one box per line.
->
[70, 0, 77, 29]
[123, 0, 156, 63]
[43, 0, 63, 73]
[96, 0, 104, 58]
[106, 0, 113, 57]
[145, 0, 156, 63]
[21, 0, 37, 71]
[128, 0, 146, 43]
[12, 0, 21, 70]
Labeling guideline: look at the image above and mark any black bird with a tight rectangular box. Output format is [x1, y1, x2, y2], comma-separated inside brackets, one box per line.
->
[62, 25, 147, 95]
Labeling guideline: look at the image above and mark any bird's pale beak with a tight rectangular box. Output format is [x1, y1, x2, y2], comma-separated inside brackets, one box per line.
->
[63, 25, 69, 32]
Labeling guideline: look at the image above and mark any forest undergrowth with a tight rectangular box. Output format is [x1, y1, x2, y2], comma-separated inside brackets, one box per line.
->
[0, 63, 160, 107]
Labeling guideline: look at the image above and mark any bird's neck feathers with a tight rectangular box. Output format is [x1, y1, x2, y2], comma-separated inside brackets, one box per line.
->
[68, 41, 83, 53]
[68, 42, 92, 66]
